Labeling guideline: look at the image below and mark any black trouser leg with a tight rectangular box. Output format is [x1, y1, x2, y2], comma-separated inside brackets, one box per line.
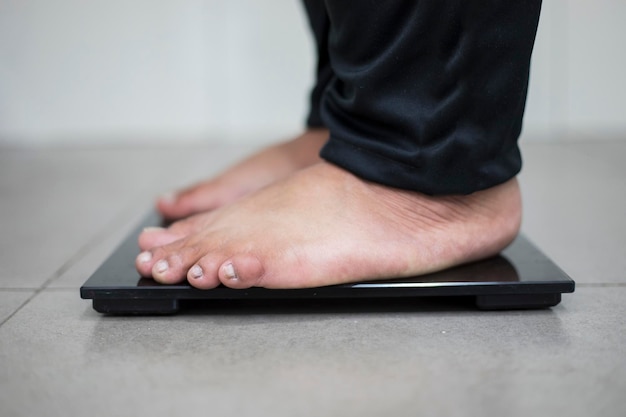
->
[303, 0, 542, 195]
[301, 0, 334, 128]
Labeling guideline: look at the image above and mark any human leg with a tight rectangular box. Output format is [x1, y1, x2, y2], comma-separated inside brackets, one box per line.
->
[137, 162, 521, 289]
[138, 0, 541, 289]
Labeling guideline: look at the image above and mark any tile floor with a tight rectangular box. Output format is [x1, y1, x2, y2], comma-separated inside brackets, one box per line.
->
[1, 140, 625, 417]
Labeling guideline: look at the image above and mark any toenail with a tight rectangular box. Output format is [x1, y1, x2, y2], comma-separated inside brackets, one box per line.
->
[189, 265, 203, 279]
[143, 227, 166, 233]
[137, 251, 152, 263]
[155, 259, 169, 273]
[159, 192, 177, 205]
[223, 262, 238, 280]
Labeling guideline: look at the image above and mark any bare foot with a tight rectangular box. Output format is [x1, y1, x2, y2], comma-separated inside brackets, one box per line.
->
[136, 162, 522, 289]
[157, 128, 329, 220]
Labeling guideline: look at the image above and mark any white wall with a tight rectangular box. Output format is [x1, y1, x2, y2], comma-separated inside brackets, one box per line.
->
[0, 0, 624, 146]
[524, 0, 626, 140]
[0, 0, 314, 145]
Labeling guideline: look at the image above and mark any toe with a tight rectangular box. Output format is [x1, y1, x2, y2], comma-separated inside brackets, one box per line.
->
[135, 250, 155, 277]
[218, 255, 265, 289]
[157, 183, 222, 220]
[166, 213, 210, 235]
[138, 213, 211, 251]
[188, 255, 223, 289]
[150, 244, 205, 284]
[156, 191, 188, 220]
[138, 227, 184, 251]
[156, 187, 198, 220]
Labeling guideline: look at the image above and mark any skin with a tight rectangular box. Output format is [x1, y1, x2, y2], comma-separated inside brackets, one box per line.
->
[157, 128, 329, 220]
[137, 161, 522, 289]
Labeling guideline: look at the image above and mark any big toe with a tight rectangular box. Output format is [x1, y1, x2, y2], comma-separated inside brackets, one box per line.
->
[138, 227, 184, 251]
[187, 254, 265, 290]
[217, 255, 266, 289]
[156, 191, 199, 220]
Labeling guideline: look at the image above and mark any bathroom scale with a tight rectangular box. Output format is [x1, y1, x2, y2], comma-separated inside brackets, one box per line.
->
[80, 211, 575, 314]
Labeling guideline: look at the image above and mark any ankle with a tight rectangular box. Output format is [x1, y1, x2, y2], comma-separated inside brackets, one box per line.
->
[284, 128, 329, 167]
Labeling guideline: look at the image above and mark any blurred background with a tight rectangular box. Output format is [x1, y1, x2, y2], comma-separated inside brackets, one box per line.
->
[1, 0, 624, 147]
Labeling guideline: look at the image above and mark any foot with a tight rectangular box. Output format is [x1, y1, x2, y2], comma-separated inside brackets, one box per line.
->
[136, 162, 522, 289]
[157, 128, 329, 220]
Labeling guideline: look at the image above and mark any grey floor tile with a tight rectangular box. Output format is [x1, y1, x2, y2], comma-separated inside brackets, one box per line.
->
[0, 288, 623, 417]
[0, 290, 34, 325]
[520, 141, 626, 284]
[0, 150, 142, 288]
[0, 146, 253, 289]
[48, 209, 149, 289]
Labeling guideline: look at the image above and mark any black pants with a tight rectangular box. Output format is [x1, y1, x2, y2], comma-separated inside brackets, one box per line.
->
[302, 0, 542, 195]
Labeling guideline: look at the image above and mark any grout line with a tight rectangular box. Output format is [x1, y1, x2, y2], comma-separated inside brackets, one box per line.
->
[45, 199, 151, 290]
[0, 292, 40, 327]
[0, 203, 145, 328]
[39, 206, 140, 290]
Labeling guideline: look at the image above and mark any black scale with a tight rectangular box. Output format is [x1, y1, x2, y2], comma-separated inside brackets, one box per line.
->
[80, 211, 575, 314]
